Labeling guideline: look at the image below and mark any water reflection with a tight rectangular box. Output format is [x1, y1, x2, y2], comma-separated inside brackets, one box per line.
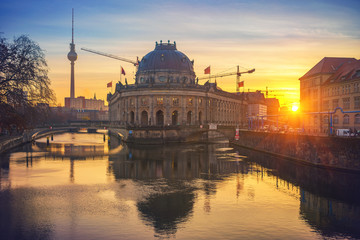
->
[233, 146, 360, 239]
[137, 181, 195, 237]
[109, 142, 248, 180]
[34, 132, 111, 158]
[0, 132, 359, 239]
[108, 142, 248, 237]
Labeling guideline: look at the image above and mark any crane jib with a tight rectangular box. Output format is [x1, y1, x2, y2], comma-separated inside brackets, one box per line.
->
[81, 47, 138, 66]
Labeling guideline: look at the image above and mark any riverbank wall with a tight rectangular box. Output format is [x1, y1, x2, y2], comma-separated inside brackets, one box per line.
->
[231, 131, 360, 172]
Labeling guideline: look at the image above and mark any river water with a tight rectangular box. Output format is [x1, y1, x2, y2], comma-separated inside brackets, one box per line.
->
[0, 131, 359, 240]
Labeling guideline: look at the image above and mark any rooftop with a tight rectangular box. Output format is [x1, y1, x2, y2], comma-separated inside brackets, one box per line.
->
[299, 57, 356, 80]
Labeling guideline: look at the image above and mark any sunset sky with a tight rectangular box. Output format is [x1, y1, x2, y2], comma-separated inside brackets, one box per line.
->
[1, 0, 360, 107]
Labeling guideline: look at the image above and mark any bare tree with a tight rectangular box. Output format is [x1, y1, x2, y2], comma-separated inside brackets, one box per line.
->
[0, 35, 56, 132]
[0, 35, 55, 105]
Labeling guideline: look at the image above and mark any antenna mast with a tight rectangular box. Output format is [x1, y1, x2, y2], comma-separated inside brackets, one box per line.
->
[72, 8, 74, 44]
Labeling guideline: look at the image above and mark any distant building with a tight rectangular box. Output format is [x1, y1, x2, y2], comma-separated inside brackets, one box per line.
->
[243, 91, 267, 119]
[64, 96, 108, 111]
[265, 98, 280, 116]
[299, 57, 360, 134]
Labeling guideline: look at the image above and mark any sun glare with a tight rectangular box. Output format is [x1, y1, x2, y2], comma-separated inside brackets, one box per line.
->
[291, 105, 299, 112]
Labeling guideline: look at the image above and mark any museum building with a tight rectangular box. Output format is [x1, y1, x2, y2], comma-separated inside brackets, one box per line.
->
[107, 41, 247, 127]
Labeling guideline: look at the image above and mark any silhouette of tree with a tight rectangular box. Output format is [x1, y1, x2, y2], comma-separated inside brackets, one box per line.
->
[0, 35, 55, 105]
[0, 35, 55, 132]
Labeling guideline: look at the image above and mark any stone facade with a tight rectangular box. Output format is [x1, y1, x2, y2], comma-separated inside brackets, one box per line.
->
[108, 41, 247, 128]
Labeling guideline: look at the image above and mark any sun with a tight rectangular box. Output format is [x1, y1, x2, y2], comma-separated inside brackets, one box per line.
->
[292, 105, 299, 112]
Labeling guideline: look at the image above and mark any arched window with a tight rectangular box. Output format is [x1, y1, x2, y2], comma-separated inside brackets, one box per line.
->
[343, 114, 350, 124]
[333, 115, 339, 124]
[187, 111, 192, 125]
[130, 111, 135, 124]
[141, 111, 148, 126]
[156, 110, 164, 126]
[172, 111, 178, 125]
[355, 114, 360, 124]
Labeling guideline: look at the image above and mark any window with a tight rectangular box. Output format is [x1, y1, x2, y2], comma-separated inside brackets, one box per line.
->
[333, 115, 339, 124]
[355, 96, 360, 109]
[322, 100, 329, 111]
[342, 98, 350, 109]
[157, 97, 163, 105]
[172, 97, 179, 106]
[353, 70, 360, 79]
[130, 111, 134, 124]
[198, 98, 203, 106]
[313, 101, 318, 111]
[159, 76, 166, 82]
[355, 83, 360, 93]
[355, 114, 360, 124]
[332, 99, 339, 109]
[141, 97, 148, 105]
[313, 89, 318, 98]
[343, 114, 350, 124]
[130, 98, 134, 106]
[188, 98, 193, 105]
[314, 115, 318, 125]
[323, 115, 329, 124]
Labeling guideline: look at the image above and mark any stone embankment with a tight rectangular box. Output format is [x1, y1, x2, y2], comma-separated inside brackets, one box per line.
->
[231, 130, 360, 173]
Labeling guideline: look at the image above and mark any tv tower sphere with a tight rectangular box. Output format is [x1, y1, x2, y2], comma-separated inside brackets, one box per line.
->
[67, 45, 77, 61]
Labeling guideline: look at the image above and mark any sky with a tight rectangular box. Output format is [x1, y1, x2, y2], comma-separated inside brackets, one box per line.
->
[1, 0, 360, 107]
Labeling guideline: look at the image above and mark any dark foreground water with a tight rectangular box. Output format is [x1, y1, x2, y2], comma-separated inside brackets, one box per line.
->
[0, 131, 360, 240]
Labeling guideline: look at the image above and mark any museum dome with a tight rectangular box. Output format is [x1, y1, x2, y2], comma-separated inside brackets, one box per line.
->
[137, 41, 194, 74]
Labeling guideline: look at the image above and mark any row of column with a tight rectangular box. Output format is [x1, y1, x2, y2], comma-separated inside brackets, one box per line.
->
[110, 94, 244, 127]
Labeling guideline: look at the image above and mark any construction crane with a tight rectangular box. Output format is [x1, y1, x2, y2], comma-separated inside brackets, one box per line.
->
[81, 47, 139, 67]
[197, 66, 255, 92]
[247, 87, 297, 98]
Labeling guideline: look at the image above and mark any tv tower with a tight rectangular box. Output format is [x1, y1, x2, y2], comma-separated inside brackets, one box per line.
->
[67, 8, 77, 99]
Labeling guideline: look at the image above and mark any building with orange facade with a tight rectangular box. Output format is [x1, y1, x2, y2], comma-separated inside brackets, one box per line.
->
[299, 57, 360, 135]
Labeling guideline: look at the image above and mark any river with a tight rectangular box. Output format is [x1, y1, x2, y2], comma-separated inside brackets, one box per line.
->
[0, 131, 359, 240]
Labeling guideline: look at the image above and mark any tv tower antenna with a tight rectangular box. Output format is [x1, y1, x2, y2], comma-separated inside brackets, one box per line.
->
[72, 8, 74, 44]
[68, 8, 77, 99]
